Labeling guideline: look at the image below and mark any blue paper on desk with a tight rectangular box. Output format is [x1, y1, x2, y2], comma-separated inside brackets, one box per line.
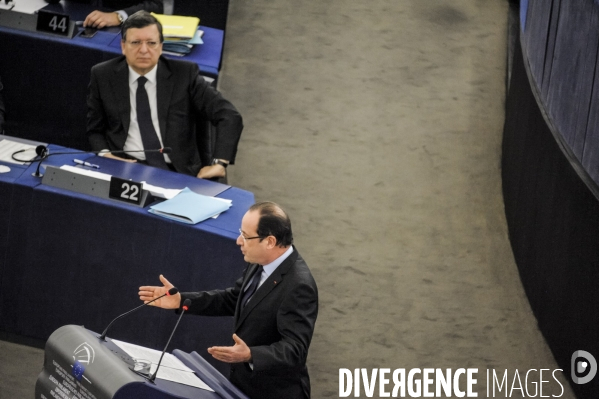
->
[148, 187, 231, 224]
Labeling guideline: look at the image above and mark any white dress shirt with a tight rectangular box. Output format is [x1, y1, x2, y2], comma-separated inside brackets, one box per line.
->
[258, 246, 294, 288]
[243, 246, 294, 297]
[123, 65, 171, 163]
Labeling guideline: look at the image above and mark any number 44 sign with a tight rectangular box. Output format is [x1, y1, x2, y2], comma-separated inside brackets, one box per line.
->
[36, 10, 70, 37]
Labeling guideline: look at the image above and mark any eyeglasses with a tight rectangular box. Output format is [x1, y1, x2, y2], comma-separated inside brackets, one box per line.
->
[125, 40, 161, 49]
[239, 229, 262, 242]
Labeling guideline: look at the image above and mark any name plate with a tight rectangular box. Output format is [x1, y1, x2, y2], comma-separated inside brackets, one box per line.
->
[36, 10, 70, 36]
[109, 177, 143, 205]
[42, 166, 153, 208]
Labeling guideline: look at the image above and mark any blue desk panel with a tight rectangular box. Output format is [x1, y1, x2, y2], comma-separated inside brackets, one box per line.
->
[0, 143, 254, 376]
[0, 161, 29, 304]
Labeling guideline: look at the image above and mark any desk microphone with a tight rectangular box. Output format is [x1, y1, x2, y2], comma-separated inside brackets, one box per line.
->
[25, 146, 172, 177]
[98, 287, 178, 341]
[147, 299, 191, 383]
[35, 145, 48, 158]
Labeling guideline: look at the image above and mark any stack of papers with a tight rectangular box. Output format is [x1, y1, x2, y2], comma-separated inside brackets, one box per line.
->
[112, 339, 214, 391]
[162, 29, 204, 56]
[149, 187, 231, 224]
[152, 13, 202, 56]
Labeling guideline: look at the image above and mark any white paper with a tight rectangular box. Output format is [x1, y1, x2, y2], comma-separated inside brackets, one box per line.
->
[11, 0, 48, 14]
[141, 181, 182, 199]
[60, 165, 112, 181]
[0, 139, 38, 165]
[148, 363, 214, 391]
[112, 339, 193, 372]
[111, 339, 214, 392]
[211, 197, 232, 219]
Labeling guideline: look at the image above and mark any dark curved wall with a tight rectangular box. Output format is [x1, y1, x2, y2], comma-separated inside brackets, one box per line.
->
[522, 0, 599, 186]
[503, 1, 599, 397]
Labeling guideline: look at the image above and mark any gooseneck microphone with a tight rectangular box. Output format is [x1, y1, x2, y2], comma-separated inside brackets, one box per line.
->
[147, 298, 191, 383]
[98, 287, 178, 341]
[20, 146, 173, 178]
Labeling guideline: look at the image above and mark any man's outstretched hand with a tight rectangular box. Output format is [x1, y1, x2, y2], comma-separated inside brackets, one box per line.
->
[139, 274, 181, 309]
[208, 334, 252, 363]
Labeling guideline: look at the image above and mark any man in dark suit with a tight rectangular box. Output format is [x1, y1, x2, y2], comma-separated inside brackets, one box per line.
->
[139, 202, 319, 399]
[87, 11, 242, 179]
[83, 0, 163, 29]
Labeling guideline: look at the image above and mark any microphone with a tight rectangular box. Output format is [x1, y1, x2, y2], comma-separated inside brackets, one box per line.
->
[27, 146, 172, 177]
[98, 287, 178, 341]
[36, 145, 48, 158]
[147, 298, 191, 383]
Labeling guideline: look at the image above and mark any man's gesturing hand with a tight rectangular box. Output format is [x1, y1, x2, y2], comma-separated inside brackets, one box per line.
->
[139, 274, 181, 309]
[207, 334, 252, 363]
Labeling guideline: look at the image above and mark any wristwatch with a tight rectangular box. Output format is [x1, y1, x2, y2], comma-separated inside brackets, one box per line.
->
[212, 159, 228, 168]
[115, 12, 125, 25]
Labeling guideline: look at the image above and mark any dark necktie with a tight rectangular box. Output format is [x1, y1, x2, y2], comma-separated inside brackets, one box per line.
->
[136, 76, 168, 169]
[241, 268, 262, 309]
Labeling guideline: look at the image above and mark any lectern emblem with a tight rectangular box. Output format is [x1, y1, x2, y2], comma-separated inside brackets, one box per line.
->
[72, 342, 95, 382]
[73, 342, 96, 365]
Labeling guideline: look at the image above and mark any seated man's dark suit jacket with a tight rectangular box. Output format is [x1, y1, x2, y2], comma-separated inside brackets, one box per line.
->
[87, 56, 243, 176]
[103, 0, 162, 15]
[72, 0, 163, 15]
[180, 248, 318, 399]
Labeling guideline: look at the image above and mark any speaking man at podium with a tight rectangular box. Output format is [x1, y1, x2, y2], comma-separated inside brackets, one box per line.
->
[139, 202, 319, 399]
[87, 11, 243, 180]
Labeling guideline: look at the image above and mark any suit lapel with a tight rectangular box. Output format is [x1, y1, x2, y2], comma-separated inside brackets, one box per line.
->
[235, 264, 260, 318]
[156, 57, 173, 143]
[234, 249, 298, 330]
[111, 59, 131, 134]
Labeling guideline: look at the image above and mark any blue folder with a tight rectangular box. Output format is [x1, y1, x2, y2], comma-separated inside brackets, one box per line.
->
[148, 187, 231, 224]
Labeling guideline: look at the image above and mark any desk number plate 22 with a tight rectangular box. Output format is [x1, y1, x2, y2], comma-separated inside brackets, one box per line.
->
[109, 177, 143, 205]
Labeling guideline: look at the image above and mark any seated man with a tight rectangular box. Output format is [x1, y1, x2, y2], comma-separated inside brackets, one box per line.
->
[87, 11, 243, 179]
[83, 0, 163, 29]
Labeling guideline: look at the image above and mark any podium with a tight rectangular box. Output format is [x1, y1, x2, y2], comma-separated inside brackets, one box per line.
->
[35, 325, 249, 399]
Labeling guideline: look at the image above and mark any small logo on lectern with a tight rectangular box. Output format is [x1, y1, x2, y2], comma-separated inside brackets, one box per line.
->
[73, 342, 95, 365]
[72, 342, 95, 383]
